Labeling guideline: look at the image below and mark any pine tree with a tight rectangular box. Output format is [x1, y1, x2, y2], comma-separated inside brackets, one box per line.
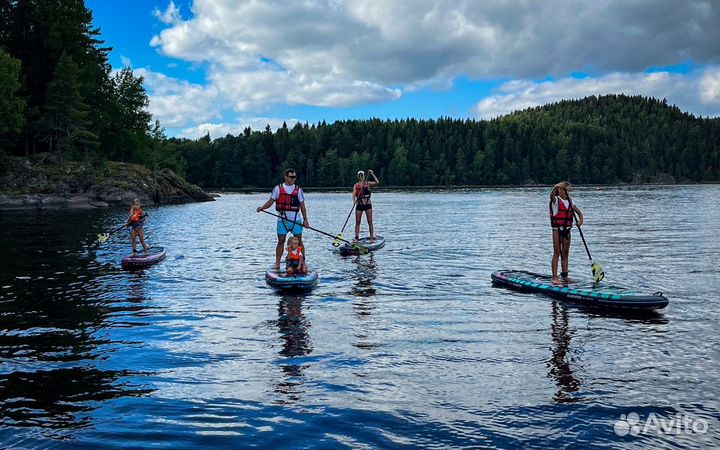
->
[39, 51, 97, 158]
[0, 48, 26, 146]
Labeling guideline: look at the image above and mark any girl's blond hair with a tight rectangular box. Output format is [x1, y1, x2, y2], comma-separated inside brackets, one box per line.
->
[551, 181, 571, 197]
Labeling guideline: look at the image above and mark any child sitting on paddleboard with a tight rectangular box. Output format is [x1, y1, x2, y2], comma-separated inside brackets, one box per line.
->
[550, 182, 584, 284]
[127, 198, 149, 254]
[285, 236, 307, 275]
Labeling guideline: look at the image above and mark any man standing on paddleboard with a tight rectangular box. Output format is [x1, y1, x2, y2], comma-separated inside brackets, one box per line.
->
[257, 168, 310, 270]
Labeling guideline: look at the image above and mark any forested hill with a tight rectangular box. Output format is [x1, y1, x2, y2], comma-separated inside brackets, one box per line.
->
[162, 95, 719, 189]
[1, 3, 717, 191]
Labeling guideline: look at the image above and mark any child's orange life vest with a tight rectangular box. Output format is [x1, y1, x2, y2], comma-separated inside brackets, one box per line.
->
[287, 246, 304, 261]
[130, 208, 145, 222]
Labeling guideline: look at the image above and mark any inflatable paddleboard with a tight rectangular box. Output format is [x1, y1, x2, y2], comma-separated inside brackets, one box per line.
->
[339, 236, 385, 256]
[491, 270, 668, 310]
[265, 266, 319, 290]
[121, 247, 166, 270]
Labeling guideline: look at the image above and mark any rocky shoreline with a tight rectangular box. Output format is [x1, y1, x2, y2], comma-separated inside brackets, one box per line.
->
[0, 156, 213, 211]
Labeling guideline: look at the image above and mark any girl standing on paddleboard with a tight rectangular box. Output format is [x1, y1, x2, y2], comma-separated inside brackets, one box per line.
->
[128, 198, 149, 255]
[353, 170, 379, 242]
[550, 182, 584, 284]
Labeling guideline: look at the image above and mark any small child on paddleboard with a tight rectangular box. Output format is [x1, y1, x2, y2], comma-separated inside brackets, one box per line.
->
[550, 182, 584, 284]
[128, 198, 149, 254]
[285, 236, 307, 275]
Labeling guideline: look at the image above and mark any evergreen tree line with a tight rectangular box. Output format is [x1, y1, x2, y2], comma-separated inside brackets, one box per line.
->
[160, 94, 720, 188]
[0, 0, 156, 167]
[1, 2, 717, 189]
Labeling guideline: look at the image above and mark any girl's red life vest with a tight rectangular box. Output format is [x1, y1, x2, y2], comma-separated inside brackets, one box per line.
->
[550, 198, 574, 229]
[276, 184, 301, 212]
[354, 182, 371, 201]
[287, 246, 304, 261]
[130, 208, 145, 222]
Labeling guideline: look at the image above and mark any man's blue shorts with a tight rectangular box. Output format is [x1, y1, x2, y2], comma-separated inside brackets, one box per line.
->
[277, 219, 303, 236]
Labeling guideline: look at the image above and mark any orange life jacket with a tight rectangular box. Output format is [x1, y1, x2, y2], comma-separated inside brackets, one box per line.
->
[287, 246, 304, 261]
[130, 208, 145, 222]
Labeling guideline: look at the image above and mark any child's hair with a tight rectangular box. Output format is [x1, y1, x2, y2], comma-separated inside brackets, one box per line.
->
[552, 181, 571, 197]
[289, 236, 299, 246]
[132, 198, 141, 206]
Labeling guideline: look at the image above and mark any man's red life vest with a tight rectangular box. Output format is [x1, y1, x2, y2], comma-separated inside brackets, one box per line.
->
[354, 182, 371, 202]
[276, 185, 301, 212]
[550, 198, 574, 229]
[287, 246, 304, 261]
[130, 208, 145, 222]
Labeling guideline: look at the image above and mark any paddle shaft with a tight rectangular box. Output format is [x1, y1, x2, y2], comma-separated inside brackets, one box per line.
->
[564, 190, 593, 262]
[260, 210, 357, 246]
[340, 203, 356, 234]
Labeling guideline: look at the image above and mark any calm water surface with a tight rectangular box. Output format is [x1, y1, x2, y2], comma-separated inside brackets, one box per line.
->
[0, 186, 718, 449]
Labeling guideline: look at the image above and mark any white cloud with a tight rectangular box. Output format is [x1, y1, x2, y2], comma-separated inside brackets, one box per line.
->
[120, 55, 132, 67]
[700, 69, 720, 104]
[150, 0, 720, 87]
[178, 118, 301, 139]
[142, 1, 720, 133]
[153, 1, 182, 25]
[135, 69, 223, 127]
[475, 67, 720, 119]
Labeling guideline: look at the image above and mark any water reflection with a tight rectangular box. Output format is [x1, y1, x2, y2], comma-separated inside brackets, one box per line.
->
[0, 211, 158, 431]
[547, 302, 582, 403]
[350, 255, 377, 300]
[274, 294, 312, 404]
[0, 367, 152, 429]
[351, 256, 379, 351]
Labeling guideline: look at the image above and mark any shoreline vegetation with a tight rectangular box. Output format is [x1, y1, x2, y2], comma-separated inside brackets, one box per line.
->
[1, 2, 718, 210]
[213, 181, 719, 195]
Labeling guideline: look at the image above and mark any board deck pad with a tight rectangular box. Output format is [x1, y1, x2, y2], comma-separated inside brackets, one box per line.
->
[491, 270, 668, 310]
[265, 266, 319, 290]
[121, 247, 166, 270]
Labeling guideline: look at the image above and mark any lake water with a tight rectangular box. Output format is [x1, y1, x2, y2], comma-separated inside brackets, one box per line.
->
[0, 186, 718, 449]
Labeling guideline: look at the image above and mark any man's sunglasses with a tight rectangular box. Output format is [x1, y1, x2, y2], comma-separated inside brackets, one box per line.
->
[286, 175, 296, 179]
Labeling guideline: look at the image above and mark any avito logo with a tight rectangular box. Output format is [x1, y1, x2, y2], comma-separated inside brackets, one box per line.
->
[614, 412, 709, 436]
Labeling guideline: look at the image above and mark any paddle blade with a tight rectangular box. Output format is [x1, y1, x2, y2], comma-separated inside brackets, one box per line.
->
[331, 234, 343, 247]
[355, 243, 369, 255]
[591, 261, 605, 282]
[97, 233, 109, 243]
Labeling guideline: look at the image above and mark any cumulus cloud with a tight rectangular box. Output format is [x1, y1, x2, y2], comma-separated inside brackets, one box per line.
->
[143, 0, 720, 131]
[135, 68, 223, 127]
[151, 0, 720, 85]
[153, 1, 182, 25]
[179, 118, 301, 139]
[475, 66, 720, 119]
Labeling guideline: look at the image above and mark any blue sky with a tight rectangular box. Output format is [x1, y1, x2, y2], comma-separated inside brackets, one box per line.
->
[86, 0, 720, 138]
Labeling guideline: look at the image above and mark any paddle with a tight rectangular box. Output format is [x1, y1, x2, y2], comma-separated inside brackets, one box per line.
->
[565, 189, 605, 282]
[332, 203, 356, 247]
[260, 210, 369, 254]
[97, 223, 129, 244]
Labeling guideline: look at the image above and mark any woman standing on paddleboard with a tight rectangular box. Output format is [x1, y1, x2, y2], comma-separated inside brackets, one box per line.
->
[257, 168, 310, 270]
[353, 170, 379, 243]
[550, 181, 584, 284]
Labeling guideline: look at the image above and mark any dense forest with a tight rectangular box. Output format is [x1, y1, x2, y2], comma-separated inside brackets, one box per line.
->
[0, 0, 156, 167]
[1, 1, 718, 190]
[162, 95, 720, 188]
